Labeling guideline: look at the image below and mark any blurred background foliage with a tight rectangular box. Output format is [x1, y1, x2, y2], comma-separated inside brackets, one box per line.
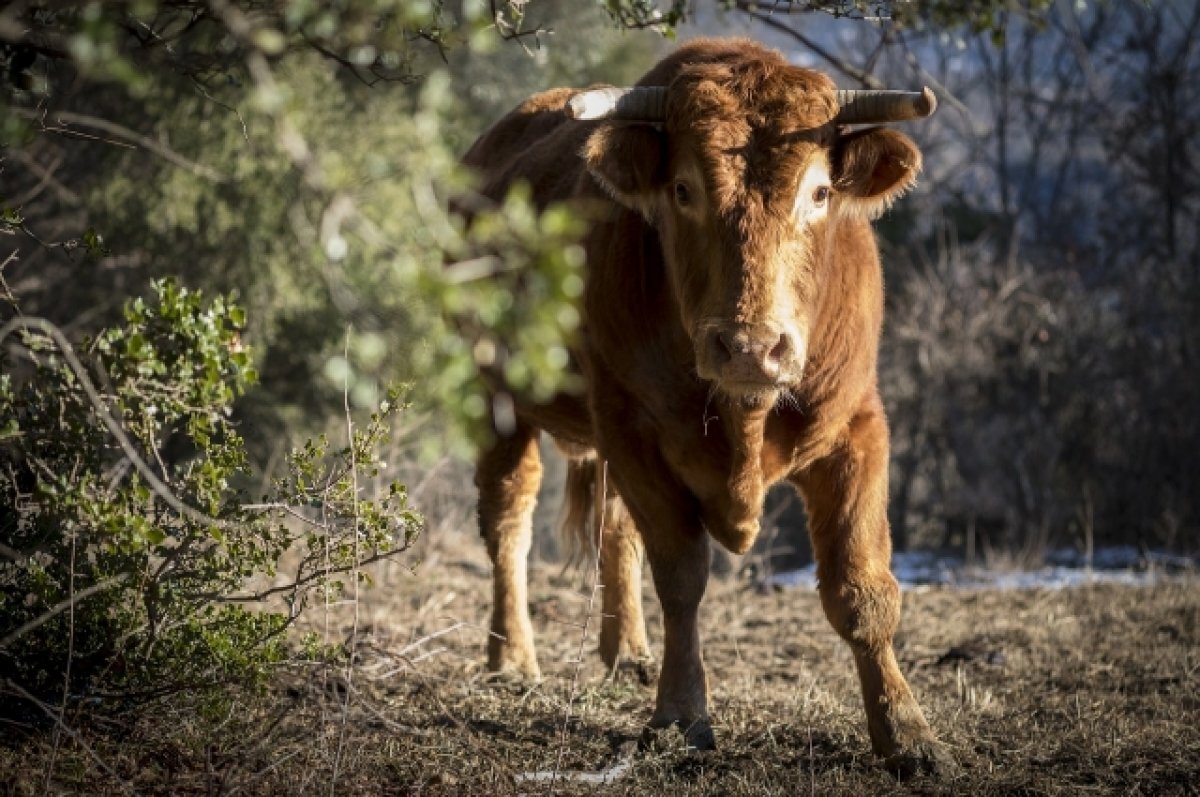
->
[1, 0, 662, 465]
[2, 0, 1197, 589]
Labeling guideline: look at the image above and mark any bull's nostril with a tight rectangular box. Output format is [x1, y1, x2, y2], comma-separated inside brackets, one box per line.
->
[767, 334, 790, 365]
[712, 330, 734, 365]
[718, 330, 744, 357]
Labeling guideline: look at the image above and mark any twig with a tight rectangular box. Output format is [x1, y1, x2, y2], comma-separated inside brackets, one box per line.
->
[351, 691, 430, 736]
[0, 575, 129, 651]
[396, 621, 469, 659]
[550, 460, 608, 793]
[2, 678, 137, 796]
[10, 151, 78, 207]
[894, 31, 974, 120]
[734, 0, 889, 20]
[300, 32, 418, 87]
[516, 757, 631, 786]
[442, 255, 515, 285]
[11, 108, 229, 183]
[190, 77, 249, 142]
[0, 539, 24, 563]
[204, 548, 403, 603]
[43, 533, 77, 791]
[239, 501, 339, 531]
[0, 251, 18, 305]
[489, 0, 552, 54]
[330, 328, 360, 795]
[735, 2, 886, 88]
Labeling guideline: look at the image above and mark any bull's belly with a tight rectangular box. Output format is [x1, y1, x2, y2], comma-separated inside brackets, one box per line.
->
[515, 391, 593, 451]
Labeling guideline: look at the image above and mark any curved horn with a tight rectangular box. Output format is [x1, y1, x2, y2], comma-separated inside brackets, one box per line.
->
[566, 86, 668, 121]
[834, 87, 937, 124]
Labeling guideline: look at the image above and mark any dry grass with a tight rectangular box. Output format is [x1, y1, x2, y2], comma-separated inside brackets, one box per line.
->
[3, 526, 1198, 796]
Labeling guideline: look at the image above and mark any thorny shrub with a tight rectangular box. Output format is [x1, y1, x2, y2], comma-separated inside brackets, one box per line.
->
[0, 279, 420, 708]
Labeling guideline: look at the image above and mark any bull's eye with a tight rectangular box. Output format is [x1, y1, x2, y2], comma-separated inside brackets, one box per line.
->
[674, 181, 691, 207]
[813, 186, 831, 206]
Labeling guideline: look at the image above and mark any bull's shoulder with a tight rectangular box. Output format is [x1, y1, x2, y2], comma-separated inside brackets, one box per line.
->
[461, 88, 598, 207]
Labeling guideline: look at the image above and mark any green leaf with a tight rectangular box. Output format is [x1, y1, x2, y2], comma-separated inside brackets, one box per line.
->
[125, 333, 146, 357]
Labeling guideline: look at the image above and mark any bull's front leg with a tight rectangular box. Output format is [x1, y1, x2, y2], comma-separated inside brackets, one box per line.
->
[793, 403, 953, 775]
[476, 422, 543, 679]
[598, 421, 715, 750]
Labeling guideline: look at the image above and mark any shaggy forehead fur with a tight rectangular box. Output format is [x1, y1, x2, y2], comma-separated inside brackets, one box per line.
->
[665, 53, 839, 221]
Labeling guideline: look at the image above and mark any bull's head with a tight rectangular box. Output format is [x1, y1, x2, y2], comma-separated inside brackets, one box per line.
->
[571, 53, 933, 407]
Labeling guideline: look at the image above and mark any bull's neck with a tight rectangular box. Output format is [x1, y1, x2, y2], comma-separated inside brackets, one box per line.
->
[801, 217, 883, 411]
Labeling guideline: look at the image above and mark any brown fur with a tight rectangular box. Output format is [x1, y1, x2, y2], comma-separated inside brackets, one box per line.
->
[464, 38, 950, 773]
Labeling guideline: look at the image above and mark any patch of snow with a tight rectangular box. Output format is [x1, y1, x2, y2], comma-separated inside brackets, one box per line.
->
[770, 547, 1196, 591]
[772, 564, 817, 589]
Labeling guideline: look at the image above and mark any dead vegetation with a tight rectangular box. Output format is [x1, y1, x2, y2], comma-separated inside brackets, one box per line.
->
[2, 528, 1197, 796]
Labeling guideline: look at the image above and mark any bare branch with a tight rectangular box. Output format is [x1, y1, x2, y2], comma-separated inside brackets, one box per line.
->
[206, 547, 406, 604]
[894, 31, 974, 120]
[551, 459, 608, 786]
[240, 501, 334, 531]
[9, 152, 79, 207]
[2, 679, 137, 795]
[0, 575, 129, 651]
[300, 32, 419, 87]
[490, 0, 552, 54]
[734, 2, 886, 88]
[11, 108, 229, 183]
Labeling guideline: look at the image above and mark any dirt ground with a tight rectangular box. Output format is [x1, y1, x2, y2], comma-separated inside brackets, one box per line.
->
[3, 531, 1198, 796]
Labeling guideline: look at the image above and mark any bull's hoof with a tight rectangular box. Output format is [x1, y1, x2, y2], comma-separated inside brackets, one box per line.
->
[607, 655, 655, 687]
[486, 644, 541, 682]
[681, 718, 717, 752]
[640, 717, 716, 753]
[882, 738, 958, 779]
[483, 650, 541, 685]
[480, 669, 540, 692]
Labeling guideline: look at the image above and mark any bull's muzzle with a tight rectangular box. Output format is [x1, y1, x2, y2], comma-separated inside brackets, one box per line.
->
[700, 322, 802, 391]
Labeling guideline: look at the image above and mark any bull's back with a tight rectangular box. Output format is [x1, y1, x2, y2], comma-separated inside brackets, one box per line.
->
[462, 88, 594, 208]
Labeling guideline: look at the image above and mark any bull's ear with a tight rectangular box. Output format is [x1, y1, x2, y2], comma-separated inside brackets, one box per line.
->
[832, 127, 922, 220]
[583, 122, 665, 220]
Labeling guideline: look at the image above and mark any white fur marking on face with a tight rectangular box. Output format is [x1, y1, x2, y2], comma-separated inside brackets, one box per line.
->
[792, 158, 832, 227]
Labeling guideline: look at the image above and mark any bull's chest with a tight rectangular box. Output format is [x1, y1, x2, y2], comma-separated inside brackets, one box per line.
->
[657, 400, 804, 507]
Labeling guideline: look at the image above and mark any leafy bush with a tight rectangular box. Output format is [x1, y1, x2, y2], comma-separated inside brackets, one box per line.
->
[0, 279, 419, 706]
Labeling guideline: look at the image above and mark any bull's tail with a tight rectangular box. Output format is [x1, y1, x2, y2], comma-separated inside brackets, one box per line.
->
[559, 454, 627, 566]
[561, 456, 598, 566]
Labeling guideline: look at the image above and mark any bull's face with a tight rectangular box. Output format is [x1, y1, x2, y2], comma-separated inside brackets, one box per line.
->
[582, 59, 924, 406]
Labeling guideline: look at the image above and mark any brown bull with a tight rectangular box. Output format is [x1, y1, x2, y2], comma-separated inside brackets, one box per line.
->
[462, 38, 950, 773]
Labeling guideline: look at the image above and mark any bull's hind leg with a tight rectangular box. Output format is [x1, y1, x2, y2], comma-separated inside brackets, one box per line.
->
[560, 455, 652, 677]
[477, 422, 543, 678]
[598, 496, 652, 680]
[794, 404, 952, 775]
